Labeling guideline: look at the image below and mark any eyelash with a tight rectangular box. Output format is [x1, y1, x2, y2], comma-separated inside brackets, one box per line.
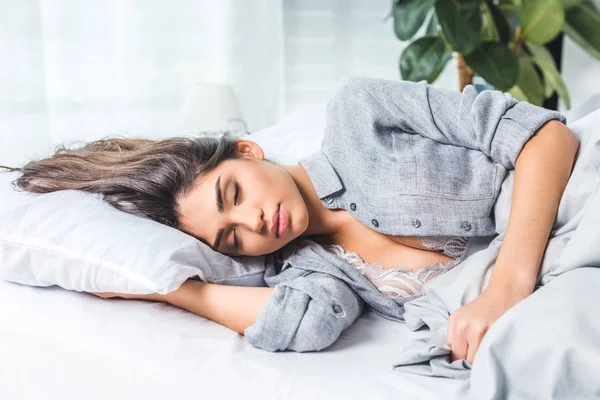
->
[232, 182, 241, 252]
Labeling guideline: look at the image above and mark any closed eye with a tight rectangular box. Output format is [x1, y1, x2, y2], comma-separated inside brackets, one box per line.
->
[233, 229, 239, 253]
[232, 181, 241, 253]
[234, 182, 240, 205]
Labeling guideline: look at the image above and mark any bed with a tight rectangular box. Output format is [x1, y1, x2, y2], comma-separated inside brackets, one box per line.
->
[0, 278, 464, 400]
[1, 97, 599, 400]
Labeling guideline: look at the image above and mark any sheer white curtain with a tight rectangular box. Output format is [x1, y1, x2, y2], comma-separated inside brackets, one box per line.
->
[0, 0, 458, 167]
[0, 0, 284, 166]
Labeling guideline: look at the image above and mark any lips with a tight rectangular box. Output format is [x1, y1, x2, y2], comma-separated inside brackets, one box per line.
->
[271, 204, 281, 237]
[277, 206, 288, 236]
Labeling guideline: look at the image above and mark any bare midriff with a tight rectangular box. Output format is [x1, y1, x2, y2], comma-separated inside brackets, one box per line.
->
[313, 211, 455, 272]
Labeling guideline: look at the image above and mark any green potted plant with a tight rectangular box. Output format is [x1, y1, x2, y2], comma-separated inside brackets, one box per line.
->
[391, 0, 600, 109]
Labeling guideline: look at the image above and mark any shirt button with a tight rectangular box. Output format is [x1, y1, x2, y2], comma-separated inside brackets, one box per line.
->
[323, 196, 333, 204]
[412, 219, 421, 228]
[350, 203, 356, 211]
[461, 221, 472, 231]
[371, 219, 379, 228]
[333, 304, 343, 314]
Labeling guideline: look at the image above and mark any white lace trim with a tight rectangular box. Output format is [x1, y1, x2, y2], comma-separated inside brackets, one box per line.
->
[418, 235, 470, 261]
[324, 236, 469, 306]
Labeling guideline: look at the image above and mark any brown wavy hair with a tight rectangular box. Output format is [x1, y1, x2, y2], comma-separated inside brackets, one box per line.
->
[0, 136, 241, 230]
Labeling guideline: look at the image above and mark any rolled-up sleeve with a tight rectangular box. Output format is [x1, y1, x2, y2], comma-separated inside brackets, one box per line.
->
[244, 272, 364, 352]
[328, 76, 566, 170]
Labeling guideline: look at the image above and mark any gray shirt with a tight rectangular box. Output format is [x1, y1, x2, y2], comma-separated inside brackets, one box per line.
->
[244, 76, 566, 353]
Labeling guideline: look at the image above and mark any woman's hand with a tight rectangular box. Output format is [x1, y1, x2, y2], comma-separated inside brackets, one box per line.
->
[446, 283, 529, 364]
[91, 291, 167, 302]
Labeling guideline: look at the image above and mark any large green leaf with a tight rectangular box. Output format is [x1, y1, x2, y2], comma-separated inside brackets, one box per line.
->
[427, 52, 453, 83]
[564, 2, 600, 60]
[499, 0, 522, 5]
[425, 10, 439, 36]
[400, 36, 452, 83]
[393, 0, 437, 41]
[488, 1, 511, 44]
[435, 0, 482, 55]
[519, 0, 565, 45]
[480, 2, 500, 42]
[562, 0, 581, 9]
[582, 0, 599, 12]
[527, 42, 571, 109]
[508, 57, 544, 105]
[464, 42, 519, 91]
[498, 0, 521, 17]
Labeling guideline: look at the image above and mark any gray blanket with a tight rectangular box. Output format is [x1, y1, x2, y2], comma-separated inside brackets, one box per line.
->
[393, 109, 600, 399]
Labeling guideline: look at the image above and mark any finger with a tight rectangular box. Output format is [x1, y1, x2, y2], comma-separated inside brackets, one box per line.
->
[466, 342, 478, 365]
[447, 314, 456, 348]
[92, 292, 115, 299]
[466, 327, 487, 364]
[450, 331, 468, 361]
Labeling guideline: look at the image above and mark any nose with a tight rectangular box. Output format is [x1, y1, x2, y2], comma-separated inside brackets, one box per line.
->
[232, 207, 264, 233]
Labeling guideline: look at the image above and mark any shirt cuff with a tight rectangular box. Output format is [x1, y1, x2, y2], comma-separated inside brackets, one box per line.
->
[492, 101, 566, 169]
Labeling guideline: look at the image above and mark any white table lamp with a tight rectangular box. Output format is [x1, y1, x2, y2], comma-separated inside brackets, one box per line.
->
[177, 83, 248, 137]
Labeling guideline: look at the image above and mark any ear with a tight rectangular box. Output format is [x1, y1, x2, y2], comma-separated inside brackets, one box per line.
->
[235, 139, 265, 160]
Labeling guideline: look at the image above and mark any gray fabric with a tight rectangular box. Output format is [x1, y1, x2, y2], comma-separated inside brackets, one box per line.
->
[245, 238, 404, 352]
[299, 76, 565, 237]
[392, 109, 600, 399]
[245, 76, 565, 353]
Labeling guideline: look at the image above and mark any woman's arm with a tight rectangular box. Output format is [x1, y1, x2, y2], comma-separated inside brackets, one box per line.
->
[328, 76, 566, 170]
[165, 281, 274, 335]
[94, 281, 274, 335]
[447, 120, 579, 363]
[93, 271, 364, 352]
[489, 120, 578, 293]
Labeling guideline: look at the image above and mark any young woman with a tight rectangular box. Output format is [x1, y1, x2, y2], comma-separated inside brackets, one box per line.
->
[3, 77, 579, 363]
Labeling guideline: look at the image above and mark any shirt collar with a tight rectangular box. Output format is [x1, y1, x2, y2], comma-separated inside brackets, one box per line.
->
[298, 151, 344, 199]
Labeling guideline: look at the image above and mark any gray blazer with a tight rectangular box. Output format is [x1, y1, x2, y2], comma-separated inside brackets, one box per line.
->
[244, 76, 566, 353]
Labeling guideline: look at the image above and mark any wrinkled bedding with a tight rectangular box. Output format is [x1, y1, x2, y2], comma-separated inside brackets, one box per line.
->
[392, 109, 600, 398]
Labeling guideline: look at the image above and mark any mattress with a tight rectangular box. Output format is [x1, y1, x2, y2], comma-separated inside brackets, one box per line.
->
[0, 235, 495, 400]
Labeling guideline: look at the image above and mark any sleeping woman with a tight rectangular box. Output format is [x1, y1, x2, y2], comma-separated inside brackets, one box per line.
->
[5, 77, 579, 363]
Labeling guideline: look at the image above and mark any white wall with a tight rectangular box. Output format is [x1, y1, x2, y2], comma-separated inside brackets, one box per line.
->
[282, 0, 458, 114]
[560, 0, 600, 114]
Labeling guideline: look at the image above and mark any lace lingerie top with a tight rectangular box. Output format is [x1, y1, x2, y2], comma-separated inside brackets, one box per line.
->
[322, 236, 470, 306]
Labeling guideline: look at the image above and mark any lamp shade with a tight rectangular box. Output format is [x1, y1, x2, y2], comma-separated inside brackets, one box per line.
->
[177, 83, 245, 133]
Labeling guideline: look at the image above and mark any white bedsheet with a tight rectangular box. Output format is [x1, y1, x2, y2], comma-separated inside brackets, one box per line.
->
[0, 279, 463, 400]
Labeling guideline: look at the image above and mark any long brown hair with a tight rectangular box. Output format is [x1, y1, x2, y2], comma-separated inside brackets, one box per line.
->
[0, 136, 240, 229]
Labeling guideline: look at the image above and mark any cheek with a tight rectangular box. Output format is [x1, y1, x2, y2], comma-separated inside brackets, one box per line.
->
[244, 237, 278, 256]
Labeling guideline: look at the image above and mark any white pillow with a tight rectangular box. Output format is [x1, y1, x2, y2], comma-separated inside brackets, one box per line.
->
[0, 172, 270, 294]
[250, 102, 326, 164]
[0, 103, 327, 294]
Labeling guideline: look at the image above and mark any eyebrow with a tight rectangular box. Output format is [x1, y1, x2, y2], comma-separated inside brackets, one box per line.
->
[213, 174, 225, 251]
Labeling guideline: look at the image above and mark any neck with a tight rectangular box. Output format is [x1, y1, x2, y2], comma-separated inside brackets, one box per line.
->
[283, 164, 347, 238]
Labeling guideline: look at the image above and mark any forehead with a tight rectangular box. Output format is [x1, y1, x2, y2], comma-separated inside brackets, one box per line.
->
[177, 166, 220, 238]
